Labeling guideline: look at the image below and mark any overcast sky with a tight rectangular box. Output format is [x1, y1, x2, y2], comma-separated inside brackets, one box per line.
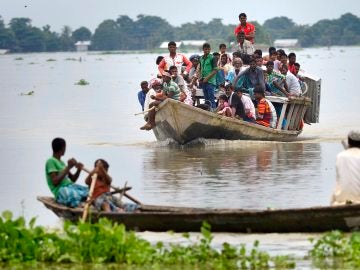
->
[2, 0, 360, 33]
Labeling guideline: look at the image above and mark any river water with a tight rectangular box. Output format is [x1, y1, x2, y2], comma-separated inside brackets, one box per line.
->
[0, 47, 359, 268]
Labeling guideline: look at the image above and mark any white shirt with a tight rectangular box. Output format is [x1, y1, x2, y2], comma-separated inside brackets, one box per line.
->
[286, 71, 301, 96]
[241, 95, 256, 120]
[144, 88, 157, 112]
[332, 147, 360, 205]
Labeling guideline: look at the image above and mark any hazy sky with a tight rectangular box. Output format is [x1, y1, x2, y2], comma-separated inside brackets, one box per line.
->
[2, 0, 360, 32]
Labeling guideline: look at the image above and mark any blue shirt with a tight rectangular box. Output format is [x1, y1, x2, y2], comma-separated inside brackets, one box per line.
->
[137, 90, 146, 111]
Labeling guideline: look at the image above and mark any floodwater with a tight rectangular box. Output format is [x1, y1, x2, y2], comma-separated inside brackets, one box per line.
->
[0, 47, 359, 268]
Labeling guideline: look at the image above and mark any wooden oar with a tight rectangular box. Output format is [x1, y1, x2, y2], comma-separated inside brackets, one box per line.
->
[118, 181, 127, 205]
[82, 172, 97, 222]
[81, 167, 142, 205]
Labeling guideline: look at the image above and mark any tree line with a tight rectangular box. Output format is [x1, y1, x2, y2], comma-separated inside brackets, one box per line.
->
[0, 13, 359, 52]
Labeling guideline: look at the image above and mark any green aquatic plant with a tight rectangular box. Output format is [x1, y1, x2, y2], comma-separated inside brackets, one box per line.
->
[46, 58, 56, 62]
[310, 231, 360, 269]
[65, 58, 78, 61]
[14, 57, 23, 60]
[75, 79, 89, 86]
[20, 90, 35, 96]
[0, 211, 295, 269]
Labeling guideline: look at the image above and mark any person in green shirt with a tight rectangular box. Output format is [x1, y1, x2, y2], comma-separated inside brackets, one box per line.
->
[190, 43, 218, 109]
[45, 138, 88, 207]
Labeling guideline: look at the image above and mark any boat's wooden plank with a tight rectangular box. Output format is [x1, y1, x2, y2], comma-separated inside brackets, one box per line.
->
[289, 104, 302, 130]
[284, 104, 295, 130]
[276, 103, 288, 130]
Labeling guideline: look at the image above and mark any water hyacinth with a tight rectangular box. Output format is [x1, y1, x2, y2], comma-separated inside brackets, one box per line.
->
[310, 231, 360, 269]
[0, 211, 296, 269]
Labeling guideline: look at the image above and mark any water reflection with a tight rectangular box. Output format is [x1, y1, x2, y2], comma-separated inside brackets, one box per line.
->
[141, 141, 323, 209]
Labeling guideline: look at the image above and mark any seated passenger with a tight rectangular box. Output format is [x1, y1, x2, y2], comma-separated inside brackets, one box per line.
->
[169, 65, 193, 105]
[224, 84, 245, 119]
[233, 57, 265, 97]
[264, 61, 289, 97]
[226, 57, 244, 84]
[280, 64, 301, 96]
[263, 47, 276, 63]
[288, 52, 297, 75]
[216, 94, 232, 117]
[236, 31, 254, 56]
[217, 53, 232, 87]
[234, 88, 256, 122]
[85, 159, 138, 212]
[254, 87, 277, 128]
[219, 43, 232, 64]
[140, 71, 180, 130]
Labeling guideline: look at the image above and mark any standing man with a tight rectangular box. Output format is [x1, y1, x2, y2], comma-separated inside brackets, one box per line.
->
[234, 13, 256, 44]
[190, 43, 218, 109]
[138, 81, 149, 111]
[158, 41, 192, 76]
[45, 138, 88, 207]
[331, 131, 360, 205]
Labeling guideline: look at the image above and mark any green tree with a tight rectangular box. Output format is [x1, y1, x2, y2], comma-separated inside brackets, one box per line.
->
[42, 25, 60, 51]
[132, 15, 174, 50]
[9, 18, 45, 52]
[72, 26, 92, 42]
[92, 19, 120, 50]
[0, 16, 16, 50]
[60, 26, 74, 51]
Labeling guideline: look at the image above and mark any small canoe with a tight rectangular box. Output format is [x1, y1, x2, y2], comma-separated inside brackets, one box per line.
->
[38, 196, 360, 232]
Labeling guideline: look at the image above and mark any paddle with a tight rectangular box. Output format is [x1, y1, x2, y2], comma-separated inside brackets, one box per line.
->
[81, 167, 142, 205]
[82, 172, 97, 222]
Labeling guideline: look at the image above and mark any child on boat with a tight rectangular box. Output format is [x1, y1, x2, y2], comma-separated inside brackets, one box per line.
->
[85, 159, 139, 212]
[85, 159, 120, 212]
[216, 94, 232, 117]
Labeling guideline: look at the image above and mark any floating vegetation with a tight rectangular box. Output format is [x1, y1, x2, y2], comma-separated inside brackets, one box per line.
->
[0, 211, 295, 269]
[75, 79, 89, 86]
[95, 58, 104, 61]
[46, 58, 56, 62]
[28, 62, 36, 65]
[65, 58, 78, 61]
[310, 231, 360, 269]
[14, 57, 23, 60]
[20, 90, 35, 96]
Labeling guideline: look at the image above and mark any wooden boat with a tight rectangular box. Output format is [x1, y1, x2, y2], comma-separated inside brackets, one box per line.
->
[151, 75, 320, 145]
[38, 196, 360, 232]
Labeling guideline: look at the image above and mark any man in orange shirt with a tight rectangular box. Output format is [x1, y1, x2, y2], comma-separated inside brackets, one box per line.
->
[234, 13, 256, 44]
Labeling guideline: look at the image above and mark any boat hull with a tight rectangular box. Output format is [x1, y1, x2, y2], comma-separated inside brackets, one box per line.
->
[152, 99, 301, 144]
[38, 196, 360, 232]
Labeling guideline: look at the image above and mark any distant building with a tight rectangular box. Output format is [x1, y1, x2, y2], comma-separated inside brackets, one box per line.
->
[273, 39, 299, 48]
[0, 49, 8, 55]
[75, 41, 91, 52]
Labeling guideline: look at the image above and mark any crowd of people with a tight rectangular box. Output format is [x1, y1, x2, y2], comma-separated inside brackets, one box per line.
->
[137, 12, 305, 131]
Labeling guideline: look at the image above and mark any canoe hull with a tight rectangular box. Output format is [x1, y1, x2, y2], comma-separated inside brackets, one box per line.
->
[38, 197, 360, 232]
[152, 99, 301, 145]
